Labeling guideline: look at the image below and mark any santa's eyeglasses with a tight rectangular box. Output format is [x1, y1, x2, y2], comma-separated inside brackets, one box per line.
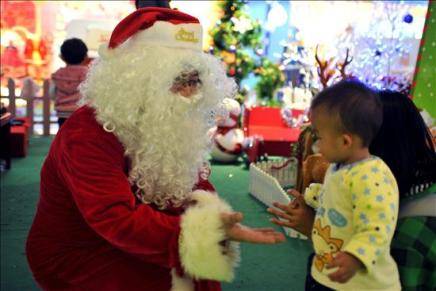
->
[173, 71, 202, 88]
[184, 79, 202, 87]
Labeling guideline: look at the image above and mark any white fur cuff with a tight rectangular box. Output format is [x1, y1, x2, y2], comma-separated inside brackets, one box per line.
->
[179, 190, 240, 282]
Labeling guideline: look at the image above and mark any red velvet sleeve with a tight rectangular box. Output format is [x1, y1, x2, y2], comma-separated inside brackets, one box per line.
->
[57, 131, 181, 269]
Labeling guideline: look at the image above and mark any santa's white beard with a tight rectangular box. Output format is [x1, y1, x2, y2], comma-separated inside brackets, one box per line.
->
[80, 42, 236, 209]
[126, 93, 213, 209]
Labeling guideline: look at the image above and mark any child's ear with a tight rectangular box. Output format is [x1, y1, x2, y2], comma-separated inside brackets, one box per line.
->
[342, 133, 353, 148]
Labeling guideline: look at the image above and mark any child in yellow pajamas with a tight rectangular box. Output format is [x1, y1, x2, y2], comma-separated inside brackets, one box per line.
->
[270, 80, 401, 290]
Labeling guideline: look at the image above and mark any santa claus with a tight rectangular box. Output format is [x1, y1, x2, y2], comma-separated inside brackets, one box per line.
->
[26, 8, 284, 291]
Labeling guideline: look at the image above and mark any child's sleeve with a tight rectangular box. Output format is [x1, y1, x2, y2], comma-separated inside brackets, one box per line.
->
[343, 169, 398, 274]
[304, 183, 323, 209]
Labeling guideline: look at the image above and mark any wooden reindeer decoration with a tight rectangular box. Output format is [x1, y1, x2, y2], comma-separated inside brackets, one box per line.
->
[315, 45, 336, 89]
[295, 47, 354, 194]
[336, 48, 353, 80]
[315, 46, 353, 88]
[295, 126, 330, 194]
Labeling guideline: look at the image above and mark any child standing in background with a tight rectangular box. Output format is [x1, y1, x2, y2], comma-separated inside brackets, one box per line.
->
[51, 38, 88, 127]
[269, 80, 401, 290]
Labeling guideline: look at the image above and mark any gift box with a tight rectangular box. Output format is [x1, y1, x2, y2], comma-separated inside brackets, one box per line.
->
[10, 117, 31, 157]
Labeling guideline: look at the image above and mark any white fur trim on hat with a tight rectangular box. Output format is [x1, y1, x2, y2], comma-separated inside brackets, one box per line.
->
[179, 190, 240, 282]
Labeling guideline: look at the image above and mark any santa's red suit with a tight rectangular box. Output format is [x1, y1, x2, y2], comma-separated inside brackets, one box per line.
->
[26, 106, 238, 291]
[26, 8, 239, 291]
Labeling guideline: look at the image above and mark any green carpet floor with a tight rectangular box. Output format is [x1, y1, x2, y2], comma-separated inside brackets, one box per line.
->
[1, 136, 312, 291]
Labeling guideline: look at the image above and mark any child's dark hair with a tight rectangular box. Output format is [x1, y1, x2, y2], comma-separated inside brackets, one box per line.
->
[135, 0, 170, 9]
[310, 79, 382, 147]
[60, 38, 88, 65]
[370, 90, 436, 198]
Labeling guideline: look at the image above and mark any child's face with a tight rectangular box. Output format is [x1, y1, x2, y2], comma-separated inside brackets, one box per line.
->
[311, 108, 351, 163]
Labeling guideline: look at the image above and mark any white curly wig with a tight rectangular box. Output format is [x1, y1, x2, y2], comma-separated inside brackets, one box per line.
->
[80, 39, 237, 209]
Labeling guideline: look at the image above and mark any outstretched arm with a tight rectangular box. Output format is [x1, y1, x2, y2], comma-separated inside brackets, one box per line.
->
[180, 191, 285, 281]
[59, 132, 283, 282]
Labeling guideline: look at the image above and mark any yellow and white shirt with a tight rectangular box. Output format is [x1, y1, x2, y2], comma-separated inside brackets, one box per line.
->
[305, 156, 401, 290]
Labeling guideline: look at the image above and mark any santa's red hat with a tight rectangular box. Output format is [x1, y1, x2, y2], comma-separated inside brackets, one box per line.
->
[104, 7, 203, 54]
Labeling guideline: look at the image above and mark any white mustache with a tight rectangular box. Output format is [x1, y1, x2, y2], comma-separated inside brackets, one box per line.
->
[178, 92, 204, 104]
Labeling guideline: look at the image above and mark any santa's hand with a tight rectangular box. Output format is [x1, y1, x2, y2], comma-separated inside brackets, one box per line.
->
[221, 212, 285, 244]
[326, 252, 364, 283]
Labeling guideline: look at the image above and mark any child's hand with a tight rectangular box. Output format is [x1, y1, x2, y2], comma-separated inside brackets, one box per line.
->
[326, 252, 364, 283]
[267, 189, 315, 237]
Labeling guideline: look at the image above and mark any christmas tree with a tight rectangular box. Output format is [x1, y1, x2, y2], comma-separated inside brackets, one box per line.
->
[209, 0, 283, 104]
[335, 1, 422, 93]
[411, 1, 436, 118]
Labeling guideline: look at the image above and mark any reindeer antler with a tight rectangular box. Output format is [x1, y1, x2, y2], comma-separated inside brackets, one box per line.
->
[336, 48, 353, 79]
[315, 45, 335, 88]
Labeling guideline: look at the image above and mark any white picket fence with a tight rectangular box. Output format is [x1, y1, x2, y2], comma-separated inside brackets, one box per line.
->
[249, 158, 308, 240]
[0, 78, 53, 136]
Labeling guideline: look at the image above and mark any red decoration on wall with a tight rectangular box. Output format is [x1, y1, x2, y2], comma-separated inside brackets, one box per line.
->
[24, 38, 35, 61]
[39, 39, 48, 60]
[1, 43, 25, 68]
[1, 1, 36, 33]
